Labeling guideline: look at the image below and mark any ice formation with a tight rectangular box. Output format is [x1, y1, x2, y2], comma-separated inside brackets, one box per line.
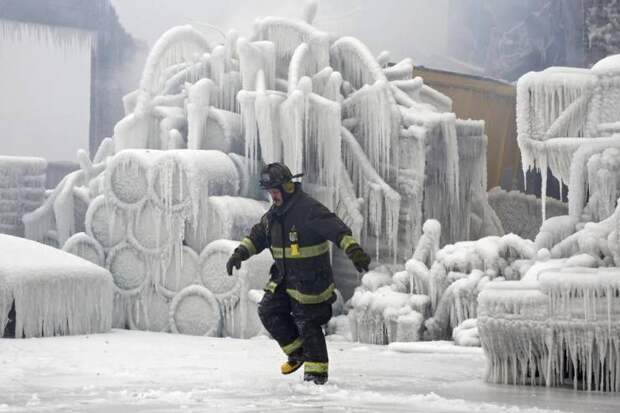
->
[0, 234, 113, 338]
[0, 156, 47, 237]
[517, 57, 620, 221]
[470, 54, 620, 391]
[479, 267, 620, 391]
[16, 2, 493, 340]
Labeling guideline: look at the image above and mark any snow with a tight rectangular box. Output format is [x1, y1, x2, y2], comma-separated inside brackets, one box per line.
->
[0, 234, 113, 338]
[0, 329, 616, 412]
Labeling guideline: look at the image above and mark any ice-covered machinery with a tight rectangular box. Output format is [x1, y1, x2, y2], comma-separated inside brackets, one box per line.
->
[343, 54, 620, 392]
[476, 55, 620, 391]
[20, 2, 491, 338]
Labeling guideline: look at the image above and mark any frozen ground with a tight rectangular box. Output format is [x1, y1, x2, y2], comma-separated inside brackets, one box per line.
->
[1, 330, 618, 412]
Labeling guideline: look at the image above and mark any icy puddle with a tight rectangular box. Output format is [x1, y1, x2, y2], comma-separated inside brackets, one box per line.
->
[0, 330, 618, 412]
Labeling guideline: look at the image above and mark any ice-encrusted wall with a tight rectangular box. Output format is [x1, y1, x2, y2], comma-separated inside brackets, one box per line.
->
[0, 156, 46, 237]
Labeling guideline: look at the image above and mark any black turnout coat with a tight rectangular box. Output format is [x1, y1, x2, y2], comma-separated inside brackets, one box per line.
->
[239, 184, 354, 304]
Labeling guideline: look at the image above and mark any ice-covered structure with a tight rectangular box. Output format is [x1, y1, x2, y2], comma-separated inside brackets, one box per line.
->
[473, 54, 620, 391]
[343, 54, 620, 392]
[0, 234, 113, 338]
[20, 2, 493, 338]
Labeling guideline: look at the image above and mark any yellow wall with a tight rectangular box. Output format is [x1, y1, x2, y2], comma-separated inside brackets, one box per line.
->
[413, 67, 519, 189]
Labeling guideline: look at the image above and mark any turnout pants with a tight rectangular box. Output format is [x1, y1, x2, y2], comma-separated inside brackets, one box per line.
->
[258, 283, 333, 376]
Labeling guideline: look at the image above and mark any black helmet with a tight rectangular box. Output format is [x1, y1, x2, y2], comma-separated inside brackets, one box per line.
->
[259, 163, 303, 190]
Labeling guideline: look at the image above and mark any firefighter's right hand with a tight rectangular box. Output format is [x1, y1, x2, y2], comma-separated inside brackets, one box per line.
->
[346, 244, 371, 273]
[226, 252, 243, 276]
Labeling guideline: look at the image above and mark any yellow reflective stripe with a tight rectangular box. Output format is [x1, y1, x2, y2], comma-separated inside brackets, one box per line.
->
[264, 281, 278, 293]
[286, 283, 335, 304]
[240, 237, 256, 256]
[281, 337, 303, 355]
[271, 241, 329, 259]
[305, 361, 328, 374]
[339, 234, 357, 251]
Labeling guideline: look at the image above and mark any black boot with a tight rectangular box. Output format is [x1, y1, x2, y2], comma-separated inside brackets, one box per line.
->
[304, 372, 328, 385]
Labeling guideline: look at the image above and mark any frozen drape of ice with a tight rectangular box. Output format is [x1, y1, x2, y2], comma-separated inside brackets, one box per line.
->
[479, 267, 620, 391]
[0, 19, 94, 52]
[187, 79, 214, 150]
[401, 110, 460, 244]
[341, 127, 400, 260]
[0, 234, 113, 338]
[568, 141, 620, 221]
[343, 80, 399, 183]
[456, 120, 487, 241]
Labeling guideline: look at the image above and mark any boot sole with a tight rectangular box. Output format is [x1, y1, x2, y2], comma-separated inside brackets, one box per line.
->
[281, 361, 304, 375]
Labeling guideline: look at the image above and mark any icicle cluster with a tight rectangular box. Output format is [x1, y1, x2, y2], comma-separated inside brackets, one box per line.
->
[516, 57, 620, 221]
[479, 267, 620, 392]
[0, 19, 94, 52]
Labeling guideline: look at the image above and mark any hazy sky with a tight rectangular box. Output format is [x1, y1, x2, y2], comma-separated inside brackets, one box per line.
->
[1, 0, 454, 162]
[111, 0, 451, 64]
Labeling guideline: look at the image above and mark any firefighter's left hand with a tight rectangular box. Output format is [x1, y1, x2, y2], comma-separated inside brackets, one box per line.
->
[346, 244, 371, 273]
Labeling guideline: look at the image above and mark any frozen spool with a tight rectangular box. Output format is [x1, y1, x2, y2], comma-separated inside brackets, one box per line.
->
[206, 196, 269, 242]
[159, 246, 200, 297]
[199, 239, 274, 337]
[62, 232, 105, 267]
[106, 242, 149, 296]
[129, 285, 171, 333]
[0, 234, 113, 338]
[170, 285, 221, 336]
[200, 239, 242, 303]
[129, 200, 170, 253]
[85, 195, 127, 249]
[105, 150, 153, 209]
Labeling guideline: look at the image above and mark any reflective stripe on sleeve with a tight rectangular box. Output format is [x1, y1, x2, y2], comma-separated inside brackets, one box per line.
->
[264, 281, 278, 293]
[339, 234, 357, 251]
[286, 283, 335, 304]
[271, 241, 329, 259]
[304, 361, 328, 374]
[240, 237, 257, 256]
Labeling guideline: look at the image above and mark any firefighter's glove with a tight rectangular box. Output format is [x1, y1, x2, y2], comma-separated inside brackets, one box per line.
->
[226, 246, 249, 276]
[346, 244, 371, 273]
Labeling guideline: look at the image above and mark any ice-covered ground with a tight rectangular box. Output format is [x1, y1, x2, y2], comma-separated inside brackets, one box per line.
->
[1, 330, 618, 412]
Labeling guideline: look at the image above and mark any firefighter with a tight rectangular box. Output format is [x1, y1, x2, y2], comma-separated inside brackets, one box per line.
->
[226, 162, 371, 385]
